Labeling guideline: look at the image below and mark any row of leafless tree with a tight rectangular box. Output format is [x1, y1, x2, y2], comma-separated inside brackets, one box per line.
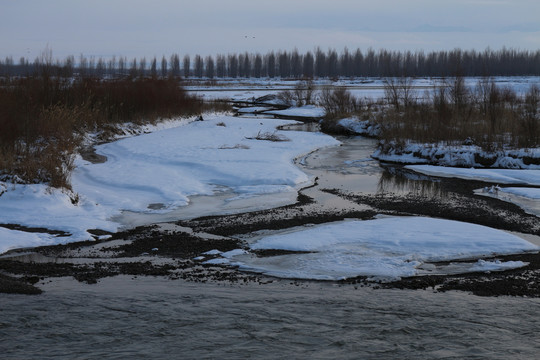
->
[1, 47, 540, 79]
[378, 78, 540, 148]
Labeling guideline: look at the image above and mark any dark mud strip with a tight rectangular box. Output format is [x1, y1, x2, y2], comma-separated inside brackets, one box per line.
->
[0, 223, 71, 237]
[2, 195, 539, 297]
[0, 273, 42, 295]
[79, 146, 107, 164]
[339, 252, 540, 297]
[0, 226, 259, 292]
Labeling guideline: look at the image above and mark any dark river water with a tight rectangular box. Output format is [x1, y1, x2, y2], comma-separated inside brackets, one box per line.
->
[2, 119, 539, 359]
[2, 277, 539, 359]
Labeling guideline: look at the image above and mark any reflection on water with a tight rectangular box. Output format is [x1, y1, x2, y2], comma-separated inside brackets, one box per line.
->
[377, 166, 446, 198]
[278, 122, 321, 132]
[301, 135, 446, 200]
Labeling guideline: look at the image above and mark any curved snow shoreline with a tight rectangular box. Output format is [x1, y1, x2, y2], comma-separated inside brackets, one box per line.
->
[0, 115, 339, 253]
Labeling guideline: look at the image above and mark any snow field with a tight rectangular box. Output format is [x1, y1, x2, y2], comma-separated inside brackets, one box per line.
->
[0, 115, 339, 253]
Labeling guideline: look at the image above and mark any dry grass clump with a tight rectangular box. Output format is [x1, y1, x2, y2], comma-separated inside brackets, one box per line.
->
[319, 87, 365, 133]
[246, 131, 290, 142]
[0, 76, 206, 190]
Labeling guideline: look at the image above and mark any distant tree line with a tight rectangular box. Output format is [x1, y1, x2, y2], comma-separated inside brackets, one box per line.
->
[1, 47, 539, 79]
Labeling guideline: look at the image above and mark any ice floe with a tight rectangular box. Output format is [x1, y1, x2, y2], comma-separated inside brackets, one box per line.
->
[221, 217, 538, 281]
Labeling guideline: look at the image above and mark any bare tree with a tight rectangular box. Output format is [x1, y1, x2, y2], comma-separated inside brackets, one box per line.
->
[449, 75, 469, 112]
[129, 58, 138, 78]
[243, 52, 251, 78]
[315, 47, 326, 78]
[170, 53, 180, 78]
[266, 52, 275, 78]
[303, 51, 314, 78]
[290, 49, 302, 78]
[107, 56, 116, 78]
[194, 55, 203, 78]
[183, 55, 190, 78]
[161, 56, 167, 78]
[384, 77, 416, 110]
[228, 54, 238, 78]
[118, 56, 126, 77]
[205, 55, 214, 78]
[96, 57, 106, 78]
[521, 85, 540, 146]
[62, 55, 75, 78]
[216, 54, 226, 78]
[79, 54, 88, 78]
[150, 57, 157, 78]
[253, 53, 262, 78]
[278, 51, 290, 78]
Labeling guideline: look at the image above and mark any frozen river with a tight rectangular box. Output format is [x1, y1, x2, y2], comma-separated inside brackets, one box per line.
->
[2, 121, 539, 359]
[2, 79, 539, 359]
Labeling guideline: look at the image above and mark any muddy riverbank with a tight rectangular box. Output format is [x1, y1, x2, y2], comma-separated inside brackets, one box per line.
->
[1, 174, 539, 297]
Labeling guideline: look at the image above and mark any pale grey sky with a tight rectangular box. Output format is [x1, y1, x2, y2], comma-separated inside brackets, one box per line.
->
[1, 0, 539, 60]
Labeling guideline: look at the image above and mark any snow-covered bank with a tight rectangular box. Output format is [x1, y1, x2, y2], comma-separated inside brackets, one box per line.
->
[405, 165, 540, 186]
[500, 187, 540, 199]
[263, 105, 325, 119]
[338, 117, 381, 137]
[372, 143, 540, 169]
[0, 115, 339, 254]
[219, 217, 539, 280]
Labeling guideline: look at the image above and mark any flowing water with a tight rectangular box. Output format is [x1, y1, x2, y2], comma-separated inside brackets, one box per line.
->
[2, 277, 539, 359]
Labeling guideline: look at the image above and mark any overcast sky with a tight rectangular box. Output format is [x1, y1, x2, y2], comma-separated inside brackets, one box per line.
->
[2, 0, 540, 61]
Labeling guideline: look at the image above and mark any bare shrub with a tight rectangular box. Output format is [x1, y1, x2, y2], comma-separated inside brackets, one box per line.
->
[246, 131, 290, 142]
[319, 86, 359, 118]
[293, 80, 315, 106]
[276, 89, 295, 107]
[277, 80, 315, 107]
[376, 77, 536, 151]
[448, 76, 469, 111]
[520, 85, 540, 147]
[383, 77, 416, 111]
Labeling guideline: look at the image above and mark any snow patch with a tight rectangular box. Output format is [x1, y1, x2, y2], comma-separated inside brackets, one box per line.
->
[406, 165, 540, 185]
[264, 105, 325, 118]
[225, 217, 538, 281]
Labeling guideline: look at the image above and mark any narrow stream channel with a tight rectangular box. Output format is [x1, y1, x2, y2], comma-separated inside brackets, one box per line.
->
[113, 117, 445, 228]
